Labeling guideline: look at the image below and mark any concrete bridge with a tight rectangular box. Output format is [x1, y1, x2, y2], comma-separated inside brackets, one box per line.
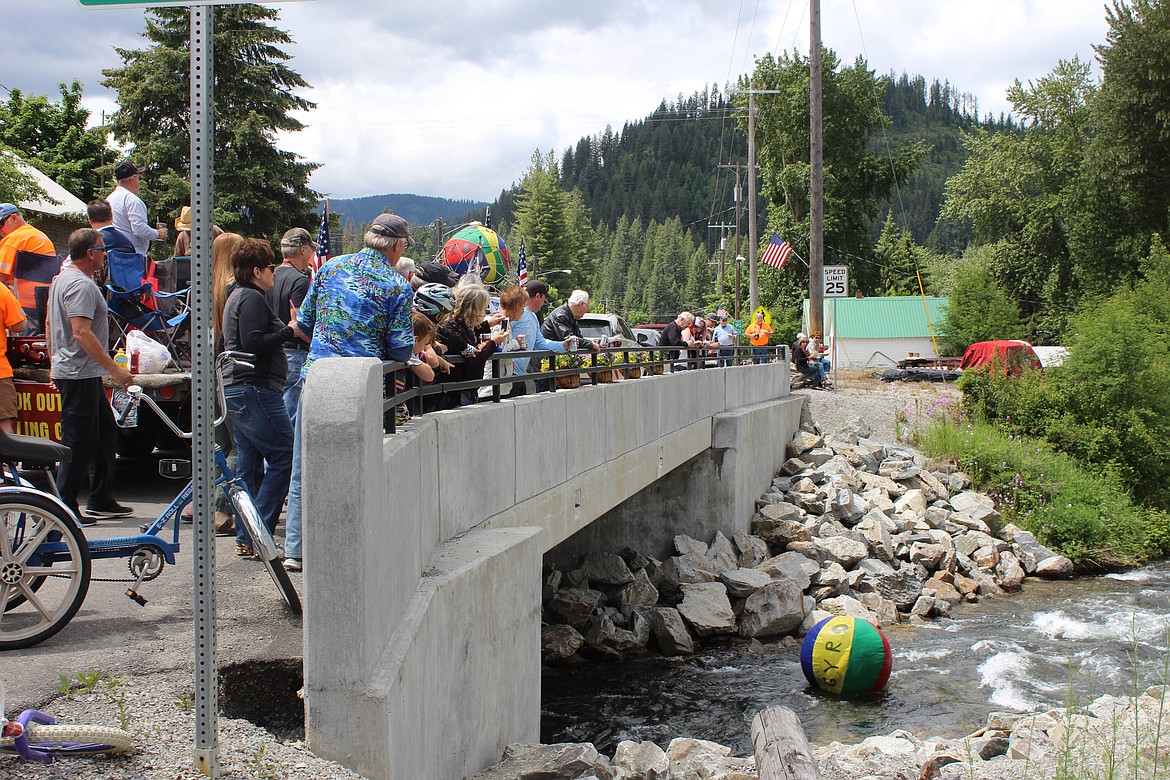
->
[299, 359, 803, 780]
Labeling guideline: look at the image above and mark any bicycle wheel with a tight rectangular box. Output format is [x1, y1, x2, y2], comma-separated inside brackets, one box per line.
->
[0, 722, 133, 756]
[228, 485, 301, 615]
[0, 492, 91, 650]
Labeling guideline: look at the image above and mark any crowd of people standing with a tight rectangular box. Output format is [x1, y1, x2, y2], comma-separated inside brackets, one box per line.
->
[2, 157, 831, 577]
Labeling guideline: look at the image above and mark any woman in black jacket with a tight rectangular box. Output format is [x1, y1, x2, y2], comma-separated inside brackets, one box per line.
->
[431, 284, 507, 409]
[221, 238, 299, 557]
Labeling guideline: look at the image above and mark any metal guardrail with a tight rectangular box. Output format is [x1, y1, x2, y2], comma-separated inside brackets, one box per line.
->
[379, 344, 790, 434]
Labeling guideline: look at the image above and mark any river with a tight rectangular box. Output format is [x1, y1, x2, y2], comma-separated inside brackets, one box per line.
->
[542, 562, 1170, 754]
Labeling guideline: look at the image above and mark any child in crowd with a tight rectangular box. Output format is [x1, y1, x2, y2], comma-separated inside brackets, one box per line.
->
[394, 311, 442, 425]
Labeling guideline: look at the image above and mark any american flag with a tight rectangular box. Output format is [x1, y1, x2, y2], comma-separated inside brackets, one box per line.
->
[760, 235, 794, 270]
[313, 201, 332, 273]
[517, 239, 528, 285]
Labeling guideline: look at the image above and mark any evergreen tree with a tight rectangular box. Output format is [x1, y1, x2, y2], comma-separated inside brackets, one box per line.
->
[0, 82, 110, 201]
[515, 150, 575, 294]
[102, 4, 319, 240]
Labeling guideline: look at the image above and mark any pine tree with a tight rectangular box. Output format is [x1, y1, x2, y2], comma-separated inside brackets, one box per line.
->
[101, 5, 319, 241]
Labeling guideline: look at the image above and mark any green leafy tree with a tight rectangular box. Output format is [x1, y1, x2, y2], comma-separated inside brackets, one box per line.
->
[937, 245, 1023, 354]
[0, 145, 48, 206]
[515, 150, 575, 294]
[742, 50, 926, 298]
[102, 4, 318, 241]
[940, 58, 1099, 337]
[874, 214, 928, 295]
[0, 82, 110, 201]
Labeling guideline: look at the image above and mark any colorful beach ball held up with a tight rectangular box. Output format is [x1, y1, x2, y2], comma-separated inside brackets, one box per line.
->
[800, 616, 893, 696]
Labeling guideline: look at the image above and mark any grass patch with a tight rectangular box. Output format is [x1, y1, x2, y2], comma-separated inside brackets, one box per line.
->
[918, 419, 1170, 569]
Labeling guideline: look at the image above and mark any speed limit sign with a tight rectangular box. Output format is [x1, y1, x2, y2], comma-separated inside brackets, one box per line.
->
[823, 265, 848, 297]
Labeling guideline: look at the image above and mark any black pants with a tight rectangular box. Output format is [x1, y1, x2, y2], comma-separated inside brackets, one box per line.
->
[55, 376, 118, 516]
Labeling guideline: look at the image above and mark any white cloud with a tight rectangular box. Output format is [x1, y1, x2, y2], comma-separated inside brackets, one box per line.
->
[4, 0, 1111, 201]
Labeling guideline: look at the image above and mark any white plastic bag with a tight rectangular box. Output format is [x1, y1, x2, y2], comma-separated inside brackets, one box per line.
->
[125, 329, 171, 374]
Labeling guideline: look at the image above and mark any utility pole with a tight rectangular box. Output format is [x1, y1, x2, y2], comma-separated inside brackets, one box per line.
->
[809, 0, 825, 338]
[732, 86, 784, 316]
[747, 88, 759, 314]
[717, 163, 747, 319]
[707, 223, 735, 299]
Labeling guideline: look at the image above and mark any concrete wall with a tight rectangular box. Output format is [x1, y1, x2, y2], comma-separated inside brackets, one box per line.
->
[301, 359, 799, 780]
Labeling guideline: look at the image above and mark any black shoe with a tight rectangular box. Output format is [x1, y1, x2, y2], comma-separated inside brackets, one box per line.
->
[85, 502, 133, 519]
[77, 514, 97, 527]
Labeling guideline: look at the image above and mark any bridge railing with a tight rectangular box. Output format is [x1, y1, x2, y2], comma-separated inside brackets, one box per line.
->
[379, 344, 791, 433]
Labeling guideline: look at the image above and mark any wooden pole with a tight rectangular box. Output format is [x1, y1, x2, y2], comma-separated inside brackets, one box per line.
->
[751, 706, 823, 780]
[809, 0, 825, 338]
[748, 88, 759, 314]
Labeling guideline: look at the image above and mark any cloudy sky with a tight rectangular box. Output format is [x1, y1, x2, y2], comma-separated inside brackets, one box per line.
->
[3, 0, 1111, 202]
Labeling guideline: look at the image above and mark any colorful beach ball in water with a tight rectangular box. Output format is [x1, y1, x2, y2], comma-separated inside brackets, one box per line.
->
[800, 616, 893, 696]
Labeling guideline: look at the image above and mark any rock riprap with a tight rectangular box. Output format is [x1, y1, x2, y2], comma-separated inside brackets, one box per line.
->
[541, 413, 1074, 662]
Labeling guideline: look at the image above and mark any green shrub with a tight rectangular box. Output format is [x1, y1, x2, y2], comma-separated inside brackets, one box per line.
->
[919, 420, 1170, 568]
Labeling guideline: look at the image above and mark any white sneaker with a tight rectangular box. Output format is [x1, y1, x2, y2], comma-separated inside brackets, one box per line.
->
[283, 558, 302, 571]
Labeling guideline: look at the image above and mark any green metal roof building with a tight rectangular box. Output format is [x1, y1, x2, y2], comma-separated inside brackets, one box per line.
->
[801, 296, 947, 368]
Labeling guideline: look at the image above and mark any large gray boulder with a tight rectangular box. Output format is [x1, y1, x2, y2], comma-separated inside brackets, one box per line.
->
[720, 567, 773, 598]
[755, 551, 817, 590]
[471, 743, 615, 780]
[649, 607, 694, 655]
[739, 581, 806, 638]
[542, 624, 584, 661]
[548, 588, 605, 628]
[788, 430, 823, 457]
[579, 551, 635, 586]
[677, 582, 736, 637]
[812, 535, 869, 569]
[733, 530, 770, 568]
[612, 740, 668, 780]
[616, 569, 660, 608]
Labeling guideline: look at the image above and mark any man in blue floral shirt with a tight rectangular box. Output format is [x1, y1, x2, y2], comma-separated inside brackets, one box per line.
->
[283, 213, 415, 570]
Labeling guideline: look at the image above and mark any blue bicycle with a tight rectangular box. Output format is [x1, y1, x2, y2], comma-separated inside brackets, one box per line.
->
[0, 352, 300, 651]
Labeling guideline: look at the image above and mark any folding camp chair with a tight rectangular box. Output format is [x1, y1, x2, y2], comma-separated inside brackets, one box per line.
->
[13, 250, 61, 335]
[105, 249, 190, 365]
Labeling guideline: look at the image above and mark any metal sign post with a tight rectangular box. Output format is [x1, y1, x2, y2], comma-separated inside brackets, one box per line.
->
[188, 6, 218, 776]
[823, 265, 847, 387]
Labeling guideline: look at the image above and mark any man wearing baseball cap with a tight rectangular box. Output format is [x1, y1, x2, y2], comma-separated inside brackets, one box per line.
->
[106, 159, 168, 256]
[0, 202, 55, 291]
[267, 227, 316, 421]
[282, 212, 416, 571]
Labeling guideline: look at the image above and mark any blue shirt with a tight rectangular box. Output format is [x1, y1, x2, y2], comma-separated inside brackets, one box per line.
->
[713, 323, 737, 346]
[512, 307, 566, 375]
[296, 247, 414, 376]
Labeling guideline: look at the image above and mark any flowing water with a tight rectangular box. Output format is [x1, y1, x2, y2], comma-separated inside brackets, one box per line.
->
[542, 562, 1170, 754]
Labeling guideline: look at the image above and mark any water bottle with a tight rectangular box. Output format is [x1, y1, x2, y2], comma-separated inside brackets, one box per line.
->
[112, 389, 138, 428]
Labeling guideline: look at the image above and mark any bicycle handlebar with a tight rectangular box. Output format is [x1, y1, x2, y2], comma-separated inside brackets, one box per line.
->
[127, 351, 256, 439]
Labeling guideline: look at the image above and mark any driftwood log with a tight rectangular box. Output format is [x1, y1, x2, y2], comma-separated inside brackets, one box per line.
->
[750, 706, 822, 780]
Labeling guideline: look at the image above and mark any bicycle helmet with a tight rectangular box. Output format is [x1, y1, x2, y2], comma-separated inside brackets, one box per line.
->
[414, 283, 456, 317]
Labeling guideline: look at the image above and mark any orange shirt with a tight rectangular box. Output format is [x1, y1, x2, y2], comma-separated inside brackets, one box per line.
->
[745, 320, 773, 347]
[0, 283, 26, 379]
[0, 223, 55, 287]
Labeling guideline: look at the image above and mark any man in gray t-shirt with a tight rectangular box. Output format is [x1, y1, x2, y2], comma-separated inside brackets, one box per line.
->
[49, 228, 134, 523]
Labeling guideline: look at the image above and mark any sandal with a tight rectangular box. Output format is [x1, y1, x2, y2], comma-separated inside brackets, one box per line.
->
[235, 542, 254, 557]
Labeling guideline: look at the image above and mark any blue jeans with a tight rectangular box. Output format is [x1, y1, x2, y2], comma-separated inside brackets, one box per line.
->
[717, 347, 734, 367]
[283, 348, 307, 424]
[285, 400, 303, 561]
[751, 346, 769, 364]
[224, 384, 294, 545]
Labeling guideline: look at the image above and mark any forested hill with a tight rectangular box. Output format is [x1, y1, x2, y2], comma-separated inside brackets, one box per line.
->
[494, 73, 1013, 252]
[328, 193, 486, 229]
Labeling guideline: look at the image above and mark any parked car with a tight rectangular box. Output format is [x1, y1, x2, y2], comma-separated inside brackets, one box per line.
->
[578, 313, 639, 348]
[632, 327, 661, 347]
